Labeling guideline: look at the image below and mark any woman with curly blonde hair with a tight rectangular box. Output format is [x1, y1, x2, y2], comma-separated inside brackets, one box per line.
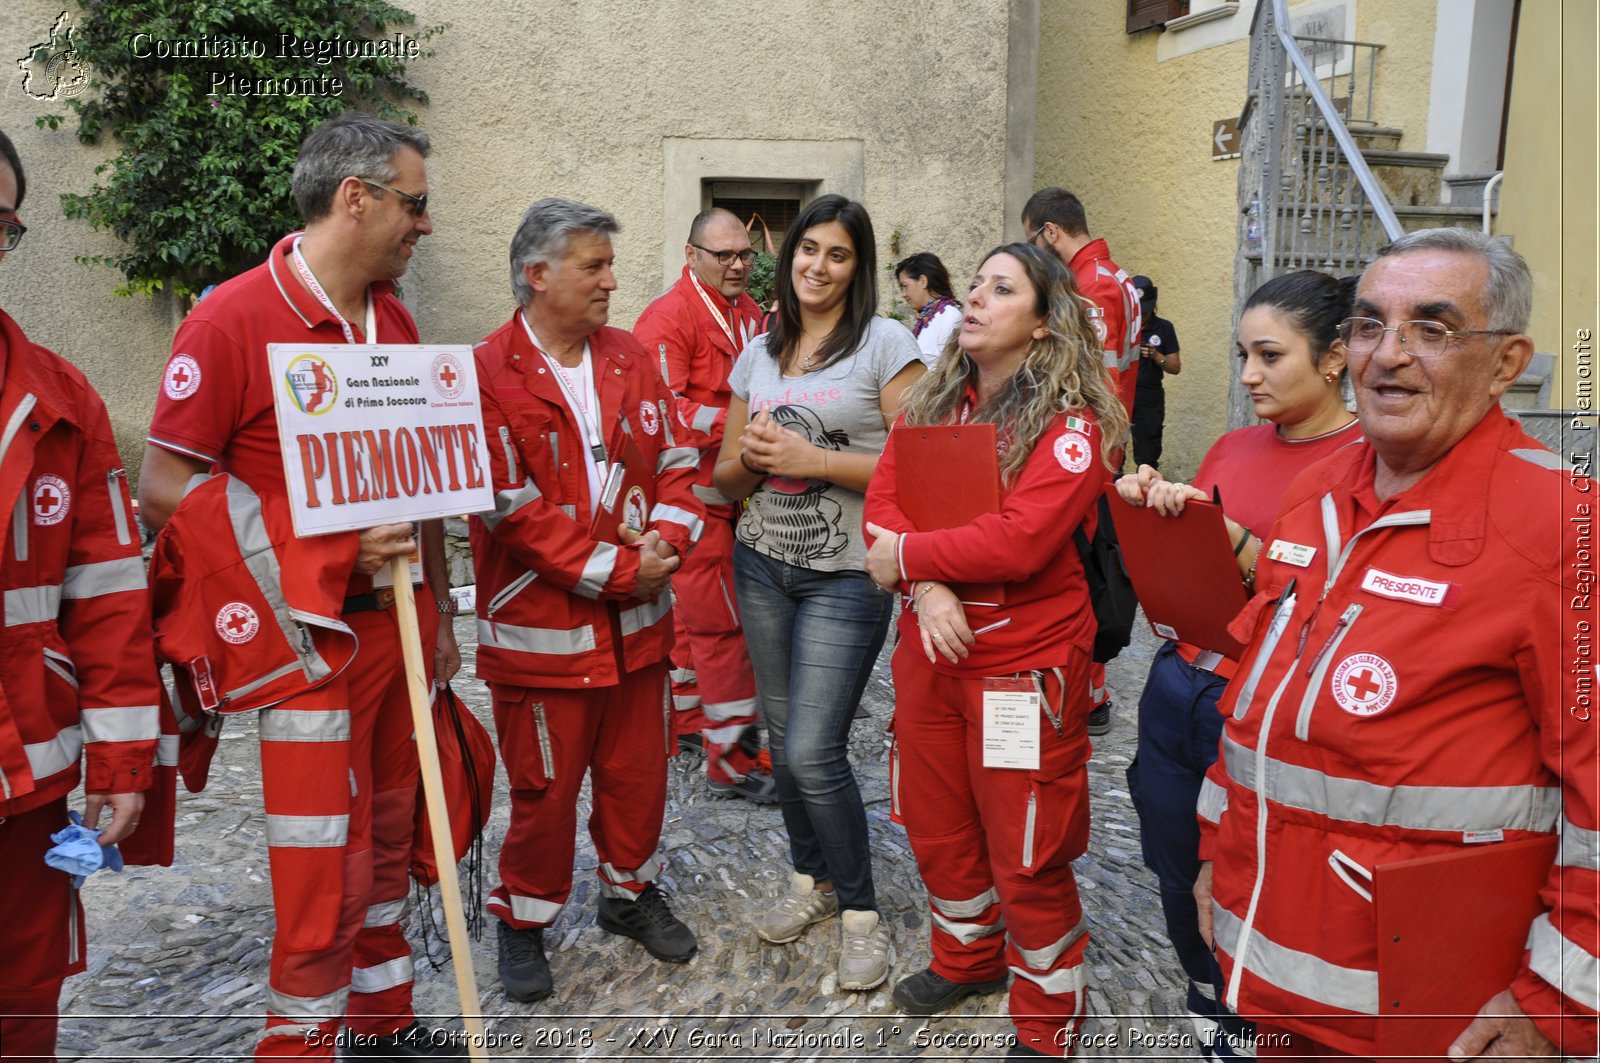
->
[864, 242, 1126, 1057]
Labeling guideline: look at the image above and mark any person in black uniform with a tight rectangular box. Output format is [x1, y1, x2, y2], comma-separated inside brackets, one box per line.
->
[1129, 275, 1180, 469]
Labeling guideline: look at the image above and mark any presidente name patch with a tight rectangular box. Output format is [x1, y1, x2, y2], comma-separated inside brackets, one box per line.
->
[1360, 567, 1454, 607]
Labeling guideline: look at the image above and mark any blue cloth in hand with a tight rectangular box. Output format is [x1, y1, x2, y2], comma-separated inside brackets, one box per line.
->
[45, 810, 124, 887]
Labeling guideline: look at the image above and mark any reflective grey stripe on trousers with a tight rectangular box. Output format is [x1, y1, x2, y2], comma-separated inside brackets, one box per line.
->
[265, 813, 349, 848]
[1211, 899, 1378, 1014]
[265, 985, 349, 1023]
[929, 887, 999, 920]
[1012, 919, 1088, 971]
[259, 708, 352, 744]
[1221, 733, 1561, 834]
[351, 955, 414, 994]
[932, 911, 1006, 945]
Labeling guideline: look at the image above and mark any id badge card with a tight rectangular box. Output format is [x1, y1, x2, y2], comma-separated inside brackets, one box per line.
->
[982, 675, 1040, 770]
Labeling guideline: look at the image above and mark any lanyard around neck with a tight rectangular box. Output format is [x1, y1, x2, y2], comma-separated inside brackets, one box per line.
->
[292, 237, 376, 344]
[520, 311, 607, 467]
[688, 269, 741, 351]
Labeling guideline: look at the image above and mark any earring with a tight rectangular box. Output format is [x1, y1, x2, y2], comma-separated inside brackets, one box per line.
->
[1324, 371, 1339, 384]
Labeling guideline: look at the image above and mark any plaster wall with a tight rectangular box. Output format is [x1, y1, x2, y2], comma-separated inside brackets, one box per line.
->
[2, 0, 1027, 473]
[1494, 0, 1598, 408]
[1034, 1, 1250, 478]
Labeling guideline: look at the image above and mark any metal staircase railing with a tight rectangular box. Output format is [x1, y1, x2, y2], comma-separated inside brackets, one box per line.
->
[1229, 0, 1405, 428]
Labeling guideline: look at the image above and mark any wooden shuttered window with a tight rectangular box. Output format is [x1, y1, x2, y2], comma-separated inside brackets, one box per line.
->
[1127, 0, 1190, 33]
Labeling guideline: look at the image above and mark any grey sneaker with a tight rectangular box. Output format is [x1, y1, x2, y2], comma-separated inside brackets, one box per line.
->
[755, 872, 838, 944]
[837, 908, 891, 991]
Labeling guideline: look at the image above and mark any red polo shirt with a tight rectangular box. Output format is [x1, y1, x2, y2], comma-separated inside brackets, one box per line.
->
[147, 233, 421, 495]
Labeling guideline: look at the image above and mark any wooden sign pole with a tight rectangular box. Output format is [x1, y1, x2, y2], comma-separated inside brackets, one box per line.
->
[391, 562, 490, 1060]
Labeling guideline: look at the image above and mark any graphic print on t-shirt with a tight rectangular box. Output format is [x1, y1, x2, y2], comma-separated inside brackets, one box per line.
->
[741, 404, 850, 563]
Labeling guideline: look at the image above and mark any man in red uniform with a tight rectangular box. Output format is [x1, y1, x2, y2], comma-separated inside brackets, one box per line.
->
[1197, 228, 1597, 1061]
[633, 207, 773, 801]
[472, 198, 705, 1004]
[1022, 187, 1141, 738]
[0, 128, 161, 1063]
[139, 112, 459, 1060]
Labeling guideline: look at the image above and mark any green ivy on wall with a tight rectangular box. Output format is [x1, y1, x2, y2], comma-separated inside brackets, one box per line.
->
[36, 1, 444, 298]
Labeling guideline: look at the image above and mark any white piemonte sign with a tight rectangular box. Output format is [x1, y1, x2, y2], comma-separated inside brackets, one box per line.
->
[268, 343, 494, 536]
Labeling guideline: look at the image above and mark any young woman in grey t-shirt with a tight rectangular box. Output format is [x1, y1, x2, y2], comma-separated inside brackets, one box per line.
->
[712, 194, 923, 993]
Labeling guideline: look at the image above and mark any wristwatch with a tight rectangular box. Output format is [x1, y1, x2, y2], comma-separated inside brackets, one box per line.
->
[436, 597, 459, 617]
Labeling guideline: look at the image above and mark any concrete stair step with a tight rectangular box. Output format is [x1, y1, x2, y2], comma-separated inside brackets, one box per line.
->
[1292, 146, 1450, 205]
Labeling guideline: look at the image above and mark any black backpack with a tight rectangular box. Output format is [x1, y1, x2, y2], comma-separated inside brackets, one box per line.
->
[1073, 494, 1138, 664]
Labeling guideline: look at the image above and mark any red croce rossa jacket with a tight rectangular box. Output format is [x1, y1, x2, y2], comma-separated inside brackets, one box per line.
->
[470, 316, 704, 689]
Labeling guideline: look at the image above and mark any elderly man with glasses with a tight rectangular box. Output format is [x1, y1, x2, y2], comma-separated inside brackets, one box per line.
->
[633, 208, 775, 802]
[1192, 227, 1597, 1061]
[139, 111, 459, 1059]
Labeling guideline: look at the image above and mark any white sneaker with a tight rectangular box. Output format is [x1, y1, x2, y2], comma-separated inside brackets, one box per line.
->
[837, 908, 891, 991]
[755, 872, 839, 944]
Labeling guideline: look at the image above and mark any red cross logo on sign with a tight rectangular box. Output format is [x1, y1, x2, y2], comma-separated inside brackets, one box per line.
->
[1330, 652, 1398, 717]
[1053, 430, 1093, 474]
[215, 601, 261, 645]
[164, 354, 202, 400]
[31, 474, 70, 526]
[431, 352, 466, 400]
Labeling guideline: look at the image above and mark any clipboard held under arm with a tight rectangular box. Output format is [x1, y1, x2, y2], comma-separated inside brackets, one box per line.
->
[891, 423, 1005, 605]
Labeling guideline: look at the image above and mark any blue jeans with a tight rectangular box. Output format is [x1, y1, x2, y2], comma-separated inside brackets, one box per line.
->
[733, 543, 892, 913]
[1126, 641, 1254, 1056]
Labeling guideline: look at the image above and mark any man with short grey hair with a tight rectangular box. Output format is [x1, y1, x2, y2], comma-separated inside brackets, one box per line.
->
[141, 110, 459, 1059]
[1195, 228, 1596, 1060]
[634, 208, 773, 802]
[470, 198, 706, 1003]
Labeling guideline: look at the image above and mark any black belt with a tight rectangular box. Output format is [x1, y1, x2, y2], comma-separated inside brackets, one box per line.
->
[343, 582, 424, 614]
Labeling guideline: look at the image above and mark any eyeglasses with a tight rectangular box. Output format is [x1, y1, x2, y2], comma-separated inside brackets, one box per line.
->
[361, 179, 429, 217]
[692, 244, 755, 267]
[1027, 224, 1048, 247]
[0, 218, 26, 252]
[1338, 316, 1515, 358]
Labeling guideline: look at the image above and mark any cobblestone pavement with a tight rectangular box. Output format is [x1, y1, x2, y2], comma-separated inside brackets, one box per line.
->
[57, 614, 1206, 1061]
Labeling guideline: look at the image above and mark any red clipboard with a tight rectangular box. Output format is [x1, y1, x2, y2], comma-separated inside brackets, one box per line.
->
[892, 423, 1004, 605]
[588, 432, 654, 546]
[1102, 490, 1248, 658]
[1374, 835, 1557, 1061]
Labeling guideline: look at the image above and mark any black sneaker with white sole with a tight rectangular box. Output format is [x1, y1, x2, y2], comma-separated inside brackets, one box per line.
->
[597, 882, 698, 962]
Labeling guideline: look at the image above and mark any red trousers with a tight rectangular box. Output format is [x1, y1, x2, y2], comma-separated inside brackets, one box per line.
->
[665, 514, 759, 782]
[0, 797, 83, 1062]
[891, 645, 1094, 1058]
[488, 659, 671, 928]
[255, 606, 435, 1059]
